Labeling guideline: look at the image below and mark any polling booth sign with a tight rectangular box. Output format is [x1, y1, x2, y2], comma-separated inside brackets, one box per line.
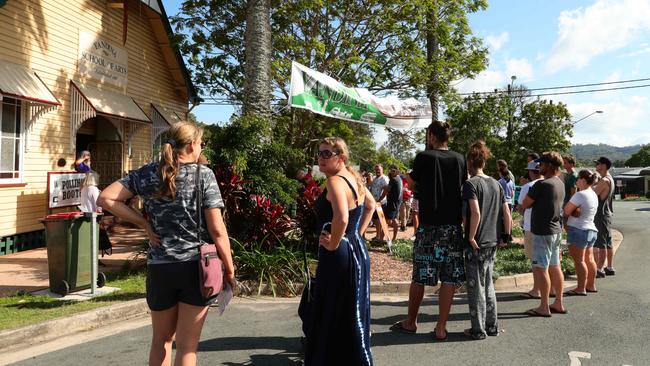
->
[47, 172, 85, 208]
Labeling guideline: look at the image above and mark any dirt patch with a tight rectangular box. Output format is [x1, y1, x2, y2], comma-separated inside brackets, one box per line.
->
[369, 249, 411, 282]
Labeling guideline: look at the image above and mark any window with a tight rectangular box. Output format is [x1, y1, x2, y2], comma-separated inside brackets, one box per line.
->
[0, 97, 23, 181]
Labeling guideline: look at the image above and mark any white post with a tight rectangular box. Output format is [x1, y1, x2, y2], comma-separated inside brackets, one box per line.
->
[90, 212, 97, 294]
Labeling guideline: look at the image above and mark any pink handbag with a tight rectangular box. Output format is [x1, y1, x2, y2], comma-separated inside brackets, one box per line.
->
[198, 243, 223, 299]
[196, 164, 223, 300]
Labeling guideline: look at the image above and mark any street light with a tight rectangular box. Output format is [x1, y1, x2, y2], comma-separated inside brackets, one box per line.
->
[571, 110, 604, 125]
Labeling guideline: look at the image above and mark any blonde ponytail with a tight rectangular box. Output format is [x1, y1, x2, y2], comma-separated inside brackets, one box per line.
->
[155, 121, 203, 200]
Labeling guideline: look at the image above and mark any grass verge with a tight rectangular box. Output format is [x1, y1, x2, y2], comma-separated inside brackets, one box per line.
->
[0, 268, 146, 332]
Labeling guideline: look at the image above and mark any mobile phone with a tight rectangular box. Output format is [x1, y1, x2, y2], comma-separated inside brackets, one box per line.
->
[321, 222, 331, 234]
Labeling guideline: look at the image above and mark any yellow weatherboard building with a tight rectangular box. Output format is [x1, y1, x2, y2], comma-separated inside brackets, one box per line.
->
[0, 0, 198, 253]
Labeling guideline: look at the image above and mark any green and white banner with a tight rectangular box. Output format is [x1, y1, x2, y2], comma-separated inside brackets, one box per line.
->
[290, 61, 431, 129]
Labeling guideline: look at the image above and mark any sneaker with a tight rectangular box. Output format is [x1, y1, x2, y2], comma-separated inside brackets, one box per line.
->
[604, 267, 616, 276]
[596, 269, 606, 278]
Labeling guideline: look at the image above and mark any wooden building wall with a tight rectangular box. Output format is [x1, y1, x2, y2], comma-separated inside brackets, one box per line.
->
[0, 0, 188, 236]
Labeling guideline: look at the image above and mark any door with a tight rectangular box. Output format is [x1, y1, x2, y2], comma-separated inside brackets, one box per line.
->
[92, 142, 123, 188]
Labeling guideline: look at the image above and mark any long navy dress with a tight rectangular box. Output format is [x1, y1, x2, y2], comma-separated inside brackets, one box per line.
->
[305, 175, 373, 366]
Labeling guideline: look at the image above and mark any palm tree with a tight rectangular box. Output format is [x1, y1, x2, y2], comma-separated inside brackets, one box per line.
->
[243, 0, 272, 118]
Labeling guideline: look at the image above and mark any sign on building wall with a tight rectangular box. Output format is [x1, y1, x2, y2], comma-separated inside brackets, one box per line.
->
[78, 31, 128, 88]
[47, 172, 85, 208]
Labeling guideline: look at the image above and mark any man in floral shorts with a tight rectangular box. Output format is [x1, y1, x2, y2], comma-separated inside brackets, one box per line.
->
[390, 121, 467, 341]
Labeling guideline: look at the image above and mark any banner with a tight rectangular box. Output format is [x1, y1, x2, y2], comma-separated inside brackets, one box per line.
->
[290, 61, 431, 129]
[47, 172, 85, 208]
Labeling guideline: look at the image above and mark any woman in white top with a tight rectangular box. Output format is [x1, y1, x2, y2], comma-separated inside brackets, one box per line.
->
[563, 170, 600, 295]
[80, 172, 101, 212]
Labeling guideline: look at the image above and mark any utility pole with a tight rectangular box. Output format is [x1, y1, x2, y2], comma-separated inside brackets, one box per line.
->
[506, 75, 516, 161]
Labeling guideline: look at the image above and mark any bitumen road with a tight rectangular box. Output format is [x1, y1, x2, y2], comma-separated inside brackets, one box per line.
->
[8, 201, 650, 366]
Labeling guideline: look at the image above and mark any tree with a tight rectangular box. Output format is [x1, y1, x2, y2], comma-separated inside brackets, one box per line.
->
[446, 91, 573, 176]
[243, 0, 273, 117]
[625, 144, 650, 167]
[382, 128, 420, 166]
[417, 0, 489, 119]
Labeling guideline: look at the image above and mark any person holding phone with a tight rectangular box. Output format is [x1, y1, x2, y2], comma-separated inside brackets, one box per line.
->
[74, 150, 93, 173]
[302, 137, 375, 366]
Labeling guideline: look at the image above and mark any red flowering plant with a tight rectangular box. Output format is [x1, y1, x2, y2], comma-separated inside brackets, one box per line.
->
[212, 165, 296, 250]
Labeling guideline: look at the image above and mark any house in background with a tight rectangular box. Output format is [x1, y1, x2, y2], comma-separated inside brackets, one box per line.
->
[611, 167, 650, 198]
[0, 0, 198, 254]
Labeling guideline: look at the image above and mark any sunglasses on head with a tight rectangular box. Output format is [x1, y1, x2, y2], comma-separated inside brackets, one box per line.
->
[317, 149, 339, 159]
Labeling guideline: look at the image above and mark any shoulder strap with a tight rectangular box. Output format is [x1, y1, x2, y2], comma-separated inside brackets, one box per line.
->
[335, 174, 359, 207]
[195, 164, 204, 245]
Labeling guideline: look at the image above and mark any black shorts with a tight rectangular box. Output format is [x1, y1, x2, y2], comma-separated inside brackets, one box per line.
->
[146, 261, 212, 311]
[382, 203, 399, 220]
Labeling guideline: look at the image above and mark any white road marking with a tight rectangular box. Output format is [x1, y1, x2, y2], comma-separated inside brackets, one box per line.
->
[568, 351, 591, 366]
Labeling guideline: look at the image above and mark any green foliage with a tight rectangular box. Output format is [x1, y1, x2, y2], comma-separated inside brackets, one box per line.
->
[390, 239, 414, 262]
[625, 144, 650, 167]
[493, 245, 530, 279]
[231, 237, 307, 297]
[447, 89, 573, 176]
[512, 225, 524, 238]
[206, 115, 303, 206]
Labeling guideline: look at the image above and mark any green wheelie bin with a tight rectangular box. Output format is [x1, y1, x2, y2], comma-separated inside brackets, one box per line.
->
[41, 212, 106, 296]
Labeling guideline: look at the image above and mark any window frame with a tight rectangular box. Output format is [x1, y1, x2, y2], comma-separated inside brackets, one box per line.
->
[0, 96, 25, 184]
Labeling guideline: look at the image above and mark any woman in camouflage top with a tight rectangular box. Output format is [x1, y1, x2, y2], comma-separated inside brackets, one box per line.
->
[99, 121, 236, 366]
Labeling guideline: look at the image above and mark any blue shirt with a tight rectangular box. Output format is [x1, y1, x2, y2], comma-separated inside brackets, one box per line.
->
[499, 177, 515, 205]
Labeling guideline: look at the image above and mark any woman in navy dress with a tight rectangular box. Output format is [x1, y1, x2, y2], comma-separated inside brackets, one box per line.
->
[304, 137, 375, 366]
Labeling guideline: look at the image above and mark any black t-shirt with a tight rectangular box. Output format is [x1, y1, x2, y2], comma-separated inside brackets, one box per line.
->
[527, 175, 564, 235]
[409, 149, 467, 226]
[462, 176, 505, 248]
[386, 175, 403, 210]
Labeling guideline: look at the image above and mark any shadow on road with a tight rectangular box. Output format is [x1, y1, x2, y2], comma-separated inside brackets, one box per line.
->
[198, 336, 302, 365]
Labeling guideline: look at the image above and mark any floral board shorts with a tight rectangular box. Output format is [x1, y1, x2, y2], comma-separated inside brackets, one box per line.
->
[411, 224, 466, 286]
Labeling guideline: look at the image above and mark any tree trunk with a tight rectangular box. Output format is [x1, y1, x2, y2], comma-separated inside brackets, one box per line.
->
[243, 0, 272, 118]
[426, 4, 439, 122]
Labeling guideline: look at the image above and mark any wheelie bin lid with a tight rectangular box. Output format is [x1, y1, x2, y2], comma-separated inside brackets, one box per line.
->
[41, 212, 83, 222]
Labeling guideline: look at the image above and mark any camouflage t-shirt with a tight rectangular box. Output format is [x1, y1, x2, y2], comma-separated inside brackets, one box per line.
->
[119, 163, 224, 264]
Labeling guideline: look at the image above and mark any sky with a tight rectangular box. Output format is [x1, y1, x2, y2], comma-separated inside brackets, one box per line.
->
[162, 0, 650, 147]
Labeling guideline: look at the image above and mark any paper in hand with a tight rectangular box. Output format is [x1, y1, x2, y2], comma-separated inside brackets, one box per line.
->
[217, 282, 233, 315]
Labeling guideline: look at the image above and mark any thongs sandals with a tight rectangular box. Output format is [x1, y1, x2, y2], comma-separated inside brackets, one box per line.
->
[433, 328, 448, 341]
[586, 289, 598, 293]
[463, 328, 486, 340]
[550, 307, 568, 314]
[389, 322, 416, 334]
[519, 292, 541, 299]
[564, 289, 588, 297]
[525, 309, 551, 318]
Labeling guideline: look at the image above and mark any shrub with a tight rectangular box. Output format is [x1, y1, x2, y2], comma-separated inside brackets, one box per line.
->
[231, 237, 308, 297]
[391, 239, 414, 262]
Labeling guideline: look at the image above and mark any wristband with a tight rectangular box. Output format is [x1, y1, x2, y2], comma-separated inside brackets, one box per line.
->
[501, 233, 512, 243]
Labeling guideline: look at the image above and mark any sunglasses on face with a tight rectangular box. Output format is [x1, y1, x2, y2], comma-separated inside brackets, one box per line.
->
[317, 149, 339, 159]
[200, 141, 207, 149]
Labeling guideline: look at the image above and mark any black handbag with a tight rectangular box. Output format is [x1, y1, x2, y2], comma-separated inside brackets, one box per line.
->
[298, 239, 315, 340]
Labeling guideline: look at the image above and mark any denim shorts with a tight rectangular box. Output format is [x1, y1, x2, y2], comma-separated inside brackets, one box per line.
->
[532, 233, 562, 269]
[566, 226, 597, 249]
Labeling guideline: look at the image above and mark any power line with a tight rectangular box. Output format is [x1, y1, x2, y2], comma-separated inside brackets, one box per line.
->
[468, 83, 650, 100]
[460, 77, 650, 95]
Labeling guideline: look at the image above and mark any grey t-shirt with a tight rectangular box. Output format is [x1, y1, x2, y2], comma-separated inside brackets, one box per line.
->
[527, 175, 565, 235]
[462, 176, 505, 248]
[120, 163, 224, 264]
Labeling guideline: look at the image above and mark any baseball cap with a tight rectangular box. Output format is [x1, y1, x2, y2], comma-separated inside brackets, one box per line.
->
[526, 161, 540, 171]
[594, 156, 612, 169]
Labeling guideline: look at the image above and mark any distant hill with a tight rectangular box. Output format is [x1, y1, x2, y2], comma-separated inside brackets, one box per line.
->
[571, 143, 643, 165]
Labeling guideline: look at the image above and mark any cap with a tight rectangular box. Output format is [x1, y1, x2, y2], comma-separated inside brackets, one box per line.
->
[594, 156, 612, 169]
[526, 161, 540, 171]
